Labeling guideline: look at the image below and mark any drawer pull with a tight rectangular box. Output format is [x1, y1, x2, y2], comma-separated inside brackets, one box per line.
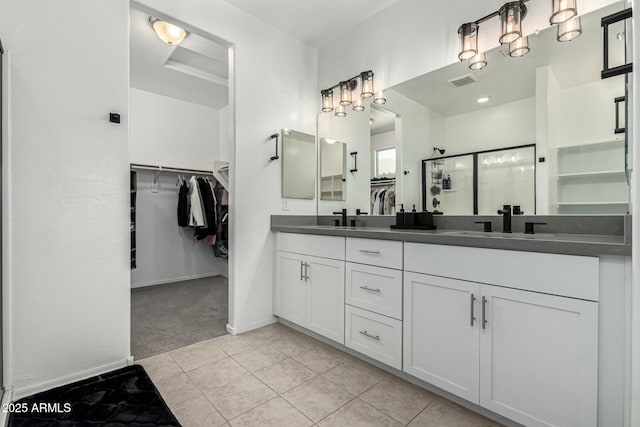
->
[470, 293, 476, 326]
[359, 249, 381, 255]
[360, 285, 381, 293]
[482, 296, 488, 329]
[359, 330, 381, 341]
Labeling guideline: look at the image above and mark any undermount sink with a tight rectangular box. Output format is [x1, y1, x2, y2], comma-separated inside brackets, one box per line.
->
[442, 230, 556, 239]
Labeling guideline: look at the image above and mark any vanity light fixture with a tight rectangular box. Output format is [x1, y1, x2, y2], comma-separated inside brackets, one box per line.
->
[320, 70, 384, 116]
[550, 0, 578, 24]
[149, 17, 188, 45]
[458, 23, 479, 60]
[557, 16, 582, 41]
[509, 36, 530, 57]
[469, 52, 488, 70]
[499, 2, 527, 44]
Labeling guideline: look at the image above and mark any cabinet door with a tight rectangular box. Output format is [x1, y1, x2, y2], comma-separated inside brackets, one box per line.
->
[403, 272, 481, 403]
[480, 285, 598, 427]
[275, 251, 307, 327]
[306, 256, 345, 344]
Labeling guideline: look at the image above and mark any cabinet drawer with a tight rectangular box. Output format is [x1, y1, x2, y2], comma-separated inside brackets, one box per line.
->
[346, 263, 402, 320]
[277, 232, 345, 260]
[345, 305, 402, 370]
[404, 243, 599, 301]
[346, 237, 402, 269]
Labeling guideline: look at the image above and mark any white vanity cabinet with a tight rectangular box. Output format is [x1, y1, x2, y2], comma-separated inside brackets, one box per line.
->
[275, 233, 345, 344]
[404, 243, 599, 427]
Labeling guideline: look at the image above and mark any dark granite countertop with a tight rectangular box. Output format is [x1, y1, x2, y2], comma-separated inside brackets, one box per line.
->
[271, 219, 631, 257]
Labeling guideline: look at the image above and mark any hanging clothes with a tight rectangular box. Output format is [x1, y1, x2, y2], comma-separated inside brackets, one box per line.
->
[188, 176, 206, 227]
[177, 176, 191, 227]
[195, 177, 217, 242]
[370, 183, 396, 215]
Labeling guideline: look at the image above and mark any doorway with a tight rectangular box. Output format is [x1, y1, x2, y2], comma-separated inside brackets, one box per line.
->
[128, 4, 233, 359]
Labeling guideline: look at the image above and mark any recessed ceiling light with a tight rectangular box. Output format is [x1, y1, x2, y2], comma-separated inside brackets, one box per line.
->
[149, 17, 188, 45]
[477, 96, 490, 103]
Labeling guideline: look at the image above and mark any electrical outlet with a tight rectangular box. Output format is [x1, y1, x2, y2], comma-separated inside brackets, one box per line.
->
[282, 199, 290, 211]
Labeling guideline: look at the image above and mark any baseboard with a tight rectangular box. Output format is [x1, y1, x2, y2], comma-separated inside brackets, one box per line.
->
[227, 317, 277, 336]
[131, 273, 223, 288]
[0, 388, 13, 426]
[11, 358, 130, 401]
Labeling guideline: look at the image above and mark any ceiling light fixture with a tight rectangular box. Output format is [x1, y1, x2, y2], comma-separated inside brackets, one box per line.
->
[477, 97, 491, 103]
[557, 16, 582, 41]
[456, 0, 581, 67]
[320, 70, 385, 117]
[550, 0, 577, 24]
[149, 17, 188, 45]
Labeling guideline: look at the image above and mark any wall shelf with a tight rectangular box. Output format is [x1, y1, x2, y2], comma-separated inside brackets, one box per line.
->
[557, 170, 626, 178]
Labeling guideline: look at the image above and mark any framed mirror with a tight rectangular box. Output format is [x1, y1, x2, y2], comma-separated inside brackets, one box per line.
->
[320, 138, 347, 201]
[282, 129, 316, 199]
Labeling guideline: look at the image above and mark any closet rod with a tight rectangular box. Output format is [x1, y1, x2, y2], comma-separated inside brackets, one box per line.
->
[130, 163, 213, 176]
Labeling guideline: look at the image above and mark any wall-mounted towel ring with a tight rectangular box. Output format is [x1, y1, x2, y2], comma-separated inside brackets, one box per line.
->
[269, 133, 279, 161]
[350, 151, 358, 173]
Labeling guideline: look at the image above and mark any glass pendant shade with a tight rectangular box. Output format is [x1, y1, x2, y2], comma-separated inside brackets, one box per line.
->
[550, 0, 578, 25]
[335, 104, 347, 117]
[353, 98, 365, 111]
[150, 18, 188, 45]
[469, 52, 487, 70]
[340, 81, 352, 105]
[557, 16, 582, 42]
[373, 90, 387, 105]
[499, 2, 527, 44]
[509, 36, 530, 57]
[458, 23, 479, 60]
[321, 90, 334, 112]
[360, 71, 374, 98]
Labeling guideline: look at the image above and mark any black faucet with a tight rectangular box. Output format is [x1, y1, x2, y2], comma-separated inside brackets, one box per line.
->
[333, 208, 347, 227]
[497, 204, 512, 233]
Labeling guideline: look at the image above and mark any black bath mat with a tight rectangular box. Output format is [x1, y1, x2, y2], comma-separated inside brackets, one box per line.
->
[8, 364, 181, 427]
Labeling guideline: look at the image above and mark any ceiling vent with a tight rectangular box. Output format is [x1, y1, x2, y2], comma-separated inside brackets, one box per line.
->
[448, 74, 479, 87]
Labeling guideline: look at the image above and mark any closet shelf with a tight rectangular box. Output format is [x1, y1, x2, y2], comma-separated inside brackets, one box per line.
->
[556, 170, 626, 178]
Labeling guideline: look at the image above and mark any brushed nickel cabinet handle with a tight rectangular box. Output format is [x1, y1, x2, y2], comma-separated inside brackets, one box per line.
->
[470, 293, 476, 326]
[360, 285, 381, 293]
[304, 263, 309, 281]
[359, 249, 381, 255]
[300, 261, 304, 281]
[359, 330, 381, 341]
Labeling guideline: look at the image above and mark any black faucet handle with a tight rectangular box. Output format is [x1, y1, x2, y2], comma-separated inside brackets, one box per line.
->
[474, 221, 493, 232]
[497, 204, 512, 215]
[513, 205, 524, 215]
[332, 219, 341, 227]
[524, 222, 546, 234]
[350, 218, 361, 227]
[356, 209, 368, 215]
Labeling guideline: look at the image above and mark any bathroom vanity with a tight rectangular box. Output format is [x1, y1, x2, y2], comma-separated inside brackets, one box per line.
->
[271, 218, 631, 427]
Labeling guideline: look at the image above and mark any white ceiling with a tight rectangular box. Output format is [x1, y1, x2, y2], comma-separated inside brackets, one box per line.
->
[370, 106, 396, 135]
[392, 2, 625, 117]
[223, 0, 402, 47]
[130, 7, 229, 109]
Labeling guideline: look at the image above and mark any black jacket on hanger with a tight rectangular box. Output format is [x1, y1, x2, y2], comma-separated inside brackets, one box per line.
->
[177, 180, 190, 227]
[195, 177, 217, 241]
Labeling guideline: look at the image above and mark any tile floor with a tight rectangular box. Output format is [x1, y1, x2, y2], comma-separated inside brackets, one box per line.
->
[138, 323, 502, 427]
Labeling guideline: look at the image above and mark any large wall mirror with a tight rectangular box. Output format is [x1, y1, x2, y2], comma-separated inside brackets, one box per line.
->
[317, 1, 629, 216]
[282, 129, 316, 199]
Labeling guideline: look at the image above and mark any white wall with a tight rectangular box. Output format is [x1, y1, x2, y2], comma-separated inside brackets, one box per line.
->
[134, 0, 318, 333]
[131, 171, 226, 288]
[0, 0, 130, 397]
[130, 88, 220, 171]
[445, 97, 536, 153]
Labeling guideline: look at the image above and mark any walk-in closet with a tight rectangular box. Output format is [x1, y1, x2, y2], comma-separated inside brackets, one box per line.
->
[129, 5, 231, 359]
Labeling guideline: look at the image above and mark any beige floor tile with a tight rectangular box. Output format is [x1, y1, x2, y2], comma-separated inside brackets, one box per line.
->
[408, 399, 502, 427]
[170, 339, 228, 372]
[322, 359, 385, 395]
[360, 377, 436, 424]
[171, 395, 227, 427]
[212, 333, 266, 356]
[155, 372, 202, 407]
[254, 358, 317, 393]
[206, 374, 277, 420]
[270, 331, 318, 358]
[243, 322, 293, 341]
[283, 376, 354, 422]
[137, 353, 183, 381]
[232, 345, 288, 372]
[229, 397, 313, 427]
[293, 344, 347, 374]
[318, 399, 402, 427]
[187, 357, 250, 394]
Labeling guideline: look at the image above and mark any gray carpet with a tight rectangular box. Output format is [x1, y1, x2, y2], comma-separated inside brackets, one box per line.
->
[131, 276, 228, 359]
